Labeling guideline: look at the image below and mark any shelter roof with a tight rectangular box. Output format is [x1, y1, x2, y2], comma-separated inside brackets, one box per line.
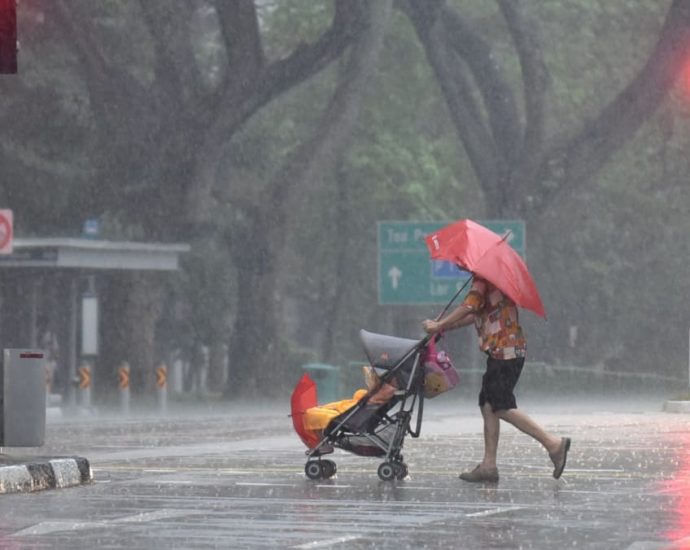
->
[0, 238, 190, 270]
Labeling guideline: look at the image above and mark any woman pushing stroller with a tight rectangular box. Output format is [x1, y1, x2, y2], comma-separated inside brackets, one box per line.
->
[423, 276, 571, 482]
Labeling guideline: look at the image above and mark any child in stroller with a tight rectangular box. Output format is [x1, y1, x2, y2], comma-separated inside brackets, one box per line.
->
[291, 329, 458, 481]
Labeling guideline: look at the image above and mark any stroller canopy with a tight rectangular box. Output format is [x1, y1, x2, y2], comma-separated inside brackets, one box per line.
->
[359, 329, 421, 371]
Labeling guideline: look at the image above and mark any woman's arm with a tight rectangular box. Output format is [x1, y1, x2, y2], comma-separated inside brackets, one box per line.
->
[423, 304, 475, 334]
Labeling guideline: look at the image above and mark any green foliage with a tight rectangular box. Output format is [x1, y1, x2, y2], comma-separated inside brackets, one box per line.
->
[535, 0, 670, 128]
[259, 0, 334, 58]
[175, 241, 234, 347]
[3, 0, 689, 395]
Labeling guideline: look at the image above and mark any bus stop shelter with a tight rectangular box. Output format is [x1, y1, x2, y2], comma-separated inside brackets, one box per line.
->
[0, 237, 189, 403]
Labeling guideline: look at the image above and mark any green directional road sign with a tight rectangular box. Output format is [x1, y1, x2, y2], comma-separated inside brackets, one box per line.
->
[378, 220, 525, 305]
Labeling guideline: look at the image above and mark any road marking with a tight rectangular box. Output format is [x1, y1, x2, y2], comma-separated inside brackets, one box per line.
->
[292, 534, 363, 548]
[154, 479, 194, 484]
[465, 506, 525, 518]
[565, 468, 625, 473]
[235, 482, 297, 487]
[289, 503, 522, 548]
[11, 509, 198, 537]
[625, 542, 671, 550]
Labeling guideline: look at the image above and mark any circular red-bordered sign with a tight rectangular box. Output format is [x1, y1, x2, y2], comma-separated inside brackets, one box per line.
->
[0, 210, 13, 253]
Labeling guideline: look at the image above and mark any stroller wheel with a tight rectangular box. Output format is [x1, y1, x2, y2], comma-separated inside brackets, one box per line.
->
[377, 462, 396, 482]
[322, 459, 337, 479]
[305, 461, 322, 480]
[394, 462, 408, 480]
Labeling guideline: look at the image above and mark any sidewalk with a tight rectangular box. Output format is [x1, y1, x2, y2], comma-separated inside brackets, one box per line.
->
[1, 402, 92, 494]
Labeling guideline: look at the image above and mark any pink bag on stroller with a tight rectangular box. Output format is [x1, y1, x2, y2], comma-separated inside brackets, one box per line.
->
[422, 336, 459, 398]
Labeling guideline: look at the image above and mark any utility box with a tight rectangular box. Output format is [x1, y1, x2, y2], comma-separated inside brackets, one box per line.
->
[0, 349, 46, 446]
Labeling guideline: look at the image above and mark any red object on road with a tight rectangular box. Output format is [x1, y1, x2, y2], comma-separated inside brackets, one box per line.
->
[425, 219, 546, 318]
[290, 374, 320, 448]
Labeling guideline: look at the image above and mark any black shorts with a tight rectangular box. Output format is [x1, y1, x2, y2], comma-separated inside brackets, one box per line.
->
[478, 356, 525, 412]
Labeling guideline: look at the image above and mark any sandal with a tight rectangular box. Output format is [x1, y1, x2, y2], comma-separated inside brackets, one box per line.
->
[549, 437, 571, 479]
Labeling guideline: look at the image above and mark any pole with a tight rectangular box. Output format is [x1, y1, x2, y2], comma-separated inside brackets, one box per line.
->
[45, 362, 52, 408]
[68, 278, 78, 408]
[118, 362, 130, 416]
[29, 278, 38, 348]
[78, 362, 91, 408]
[156, 363, 167, 415]
[434, 276, 473, 321]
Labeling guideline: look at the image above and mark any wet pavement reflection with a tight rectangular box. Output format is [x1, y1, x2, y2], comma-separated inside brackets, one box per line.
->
[659, 432, 690, 548]
[0, 397, 688, 549]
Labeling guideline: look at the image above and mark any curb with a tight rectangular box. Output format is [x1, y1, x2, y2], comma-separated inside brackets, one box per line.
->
[663, 401, 690, 414]
[0, 456, 92, 495]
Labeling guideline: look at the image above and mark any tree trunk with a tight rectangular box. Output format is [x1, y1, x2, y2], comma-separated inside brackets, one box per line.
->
[224, 211, 280, 397]
[98, 272, 168, 400]
[97, 273, 130, 400]
[223, 0, 393, 397]
[320, 165, 349, 362]
[48, 0, 369, 401]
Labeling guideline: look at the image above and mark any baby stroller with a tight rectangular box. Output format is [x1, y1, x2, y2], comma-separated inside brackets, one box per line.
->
[291, 329, 457, 481]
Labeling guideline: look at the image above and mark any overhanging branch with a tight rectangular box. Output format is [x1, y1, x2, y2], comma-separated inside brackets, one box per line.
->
[528, 0, 690, 212]
[496, 0, 548, 189]
[403, 0, 501, 196]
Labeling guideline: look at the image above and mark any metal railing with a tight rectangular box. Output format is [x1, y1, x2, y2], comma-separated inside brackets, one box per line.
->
[463, 361, 685, 394]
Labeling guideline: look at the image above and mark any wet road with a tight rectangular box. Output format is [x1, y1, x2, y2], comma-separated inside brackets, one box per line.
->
[0, 396, 688, 549]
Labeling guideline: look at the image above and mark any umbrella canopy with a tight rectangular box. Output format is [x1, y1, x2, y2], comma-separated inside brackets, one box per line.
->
[425, 219, 546, 318]
[290, 374, 320, 448]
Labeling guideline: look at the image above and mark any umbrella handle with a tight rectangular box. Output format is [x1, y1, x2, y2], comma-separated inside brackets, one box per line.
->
[434, 275, 473, 321]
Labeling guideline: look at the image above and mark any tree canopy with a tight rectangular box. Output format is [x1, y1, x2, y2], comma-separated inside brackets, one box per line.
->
[1, 0, 689, 398]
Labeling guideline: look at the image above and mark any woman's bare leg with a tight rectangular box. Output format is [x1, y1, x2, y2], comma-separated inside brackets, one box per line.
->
[480, 402, 500, 469]
[496, 408, 561, 454]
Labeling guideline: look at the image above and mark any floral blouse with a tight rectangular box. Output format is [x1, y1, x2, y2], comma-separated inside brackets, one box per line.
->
[462, 278, 526, 360]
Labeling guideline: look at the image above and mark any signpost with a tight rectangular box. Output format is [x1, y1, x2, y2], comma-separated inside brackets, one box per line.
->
[378, 220, 525, 305]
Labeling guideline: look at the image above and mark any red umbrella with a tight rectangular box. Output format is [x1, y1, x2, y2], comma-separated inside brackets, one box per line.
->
[290, 374, 320, 449]
[425, 219, 546, 318]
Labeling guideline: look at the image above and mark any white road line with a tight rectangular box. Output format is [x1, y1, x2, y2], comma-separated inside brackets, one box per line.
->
[12, 521, 101, 537]
[11, 509, 198, 537]
[624, 541, 670, 549]
[235, 482, 297, 487]
[291, 534, 363, 549]
[465, 506, 525, 518]
[154, 479, 195, 485]
[565, 468, 625, 473]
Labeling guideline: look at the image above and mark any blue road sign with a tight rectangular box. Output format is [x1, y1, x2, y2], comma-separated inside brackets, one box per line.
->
[378, 220, 525, 305]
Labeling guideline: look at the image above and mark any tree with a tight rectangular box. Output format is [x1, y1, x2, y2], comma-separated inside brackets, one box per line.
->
[42, 0, 369, 394]
[403, 0, 690, 216]
[402, 0, 690, 374]
[4, 0, 688, 396]
[222, 0, 393, 396]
